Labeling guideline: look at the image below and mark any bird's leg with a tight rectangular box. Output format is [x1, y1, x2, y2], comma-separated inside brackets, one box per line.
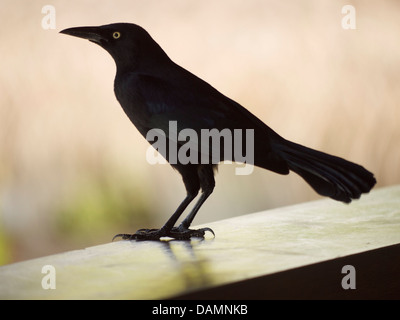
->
[113, 165, 215, 241]
[170, 188, 215, 239]
[113, 192, 197, 241]
[171, 165, 216, 238]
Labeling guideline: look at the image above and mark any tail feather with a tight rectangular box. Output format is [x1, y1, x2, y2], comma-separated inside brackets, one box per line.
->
[276, 140, 376, 203]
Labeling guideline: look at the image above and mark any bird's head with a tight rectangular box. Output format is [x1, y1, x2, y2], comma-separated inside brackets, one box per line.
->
[60, 23, 170, 72]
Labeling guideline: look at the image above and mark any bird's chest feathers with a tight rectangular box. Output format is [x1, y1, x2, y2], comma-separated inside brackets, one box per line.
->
[113, 73, 154, 130]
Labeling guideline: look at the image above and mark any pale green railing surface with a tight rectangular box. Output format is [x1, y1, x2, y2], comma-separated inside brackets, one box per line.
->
[1, 185, 399, 299]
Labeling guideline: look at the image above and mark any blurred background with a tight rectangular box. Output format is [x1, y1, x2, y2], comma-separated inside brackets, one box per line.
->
[0, 0, 399, 265]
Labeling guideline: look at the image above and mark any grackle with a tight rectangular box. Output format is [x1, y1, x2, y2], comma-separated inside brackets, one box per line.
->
[60, 23, 376, 240]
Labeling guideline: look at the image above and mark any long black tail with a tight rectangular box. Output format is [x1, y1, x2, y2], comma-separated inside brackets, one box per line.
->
[276, 139, 376, 203]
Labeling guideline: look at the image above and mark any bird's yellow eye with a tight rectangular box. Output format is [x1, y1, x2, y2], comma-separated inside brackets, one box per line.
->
[113, 32, 121, 39]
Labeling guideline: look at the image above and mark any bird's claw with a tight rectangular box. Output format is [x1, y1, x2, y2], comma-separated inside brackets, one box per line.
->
[112, 229, 165, 241]
[112, 227, 215, 241]
[169, 226, 215, 240]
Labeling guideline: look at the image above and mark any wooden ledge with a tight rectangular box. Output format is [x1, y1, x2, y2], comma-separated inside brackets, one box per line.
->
[1, 185, 399, 299]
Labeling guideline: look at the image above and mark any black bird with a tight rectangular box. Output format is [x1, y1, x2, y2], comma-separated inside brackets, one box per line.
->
[60, 23, 376, 240]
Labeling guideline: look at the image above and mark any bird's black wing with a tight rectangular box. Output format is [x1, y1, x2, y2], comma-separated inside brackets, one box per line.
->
[126, 67, 289, 173]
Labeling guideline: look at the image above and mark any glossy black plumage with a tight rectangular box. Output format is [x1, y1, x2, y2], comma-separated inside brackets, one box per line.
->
[60, 23, 376, 240]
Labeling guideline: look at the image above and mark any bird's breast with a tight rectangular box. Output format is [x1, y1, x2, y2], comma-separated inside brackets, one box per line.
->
[113, 74, 153, 136]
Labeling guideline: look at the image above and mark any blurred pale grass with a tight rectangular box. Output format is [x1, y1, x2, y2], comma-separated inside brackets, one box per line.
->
[0, 0, 399, 264]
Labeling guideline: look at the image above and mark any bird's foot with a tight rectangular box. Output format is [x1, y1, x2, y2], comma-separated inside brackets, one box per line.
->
[169, 226, 215, 240]
[112, 228, 167, 241]
[113, 226, 215, 241]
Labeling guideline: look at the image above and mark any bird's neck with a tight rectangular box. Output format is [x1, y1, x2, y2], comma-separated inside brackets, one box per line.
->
[115, 56, 173, 80]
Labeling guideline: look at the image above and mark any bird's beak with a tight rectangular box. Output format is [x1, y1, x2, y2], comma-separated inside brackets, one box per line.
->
[60, 26, 107, 45]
